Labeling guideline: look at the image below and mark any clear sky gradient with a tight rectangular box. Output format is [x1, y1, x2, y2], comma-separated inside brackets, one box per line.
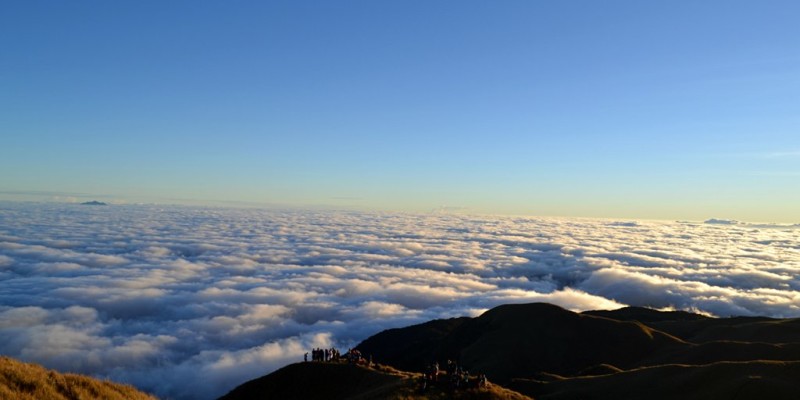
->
[2, 1, 799, 221]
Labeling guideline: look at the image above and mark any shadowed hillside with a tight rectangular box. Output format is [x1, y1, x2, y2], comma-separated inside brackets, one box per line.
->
[435, 303, 687, 381]
[586, 307, 800, 343]
[509, 360, 800, 400]
[0, 356, 156, 400]
[352, 302, 800, 399]
[218, 362, 531, 400]
[352, 317, 470, 372]
[219, 303, 800, 400]
[218, 362, 407, 400]
[359, 303, 689, 382]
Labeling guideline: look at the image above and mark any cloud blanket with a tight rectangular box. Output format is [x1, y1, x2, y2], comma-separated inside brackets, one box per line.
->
[0, 203, 798, 399]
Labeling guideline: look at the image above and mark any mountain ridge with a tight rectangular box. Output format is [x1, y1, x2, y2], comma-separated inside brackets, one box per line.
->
[221, 302, 800, 400]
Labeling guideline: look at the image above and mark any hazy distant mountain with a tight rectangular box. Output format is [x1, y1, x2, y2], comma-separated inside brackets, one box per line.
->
[704, 218, 741, 225]
[80, 200, 108, 205]
[222, 302, 800, 400]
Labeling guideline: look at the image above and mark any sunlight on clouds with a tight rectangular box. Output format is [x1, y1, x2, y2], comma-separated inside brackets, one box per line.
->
[0, 203, 799, 399]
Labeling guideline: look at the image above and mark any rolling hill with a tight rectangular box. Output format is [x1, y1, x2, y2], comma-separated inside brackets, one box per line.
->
[222, 302, 800, 399]
[355, 302, 800, 399]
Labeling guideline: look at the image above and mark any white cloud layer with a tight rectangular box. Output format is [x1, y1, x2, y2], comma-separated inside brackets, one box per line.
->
[0, 203, 798, 399]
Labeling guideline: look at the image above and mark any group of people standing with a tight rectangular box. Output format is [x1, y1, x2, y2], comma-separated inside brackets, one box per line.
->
[302, 348, 490, 393]
[304, 347, 370, 365]
[306, 347, 340, 363]
[420, 360, 488, 392]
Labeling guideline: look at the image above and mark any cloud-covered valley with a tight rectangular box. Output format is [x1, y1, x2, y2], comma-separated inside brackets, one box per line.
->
[1, 203, 799, 399]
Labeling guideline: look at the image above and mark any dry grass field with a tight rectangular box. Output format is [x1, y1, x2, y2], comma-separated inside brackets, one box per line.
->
[0, 356, 156, 400]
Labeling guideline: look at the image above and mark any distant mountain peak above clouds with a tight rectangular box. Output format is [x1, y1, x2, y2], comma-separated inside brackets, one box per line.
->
[704, 218, 741, 225]
[80, 200, 108, 205]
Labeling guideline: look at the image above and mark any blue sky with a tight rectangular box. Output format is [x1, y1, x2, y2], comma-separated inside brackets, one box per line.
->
[2, 1, 799, 221]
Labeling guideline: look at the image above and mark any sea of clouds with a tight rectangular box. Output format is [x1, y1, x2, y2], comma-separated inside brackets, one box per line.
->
[0, 202, 798, 399]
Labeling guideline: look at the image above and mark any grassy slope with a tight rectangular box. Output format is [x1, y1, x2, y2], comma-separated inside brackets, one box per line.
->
[510, 360, 800, 400]
[446, 303, 687, 381]
[356, 317, 470, 373]
[0, 356, 156, 400]
[218, 362, 532, 400]
[351, 302, 800, 400]
[585, 307, 800, 343]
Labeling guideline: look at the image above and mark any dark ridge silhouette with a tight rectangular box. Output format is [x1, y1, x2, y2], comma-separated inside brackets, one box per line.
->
[218, 362, 406, 400]
[586, 307, 800, 343]
[359, 303, 687, 383]
[509, 360, 800, 400]
[576, 363, 623, 376]
[218, 361, 531, 400]
[583, 306, 711, 323]
[355, 316, 469, 372]
[224, 302, 800, 400]
[440, 303, 688, 380]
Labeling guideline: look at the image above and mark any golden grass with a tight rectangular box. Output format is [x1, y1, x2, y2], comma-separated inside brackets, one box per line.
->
[0, 356, 156, 400]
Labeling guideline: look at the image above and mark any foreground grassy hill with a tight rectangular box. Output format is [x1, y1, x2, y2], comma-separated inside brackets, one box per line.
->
[219, 362, 531, 400]
[0, 356, 156, 400]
